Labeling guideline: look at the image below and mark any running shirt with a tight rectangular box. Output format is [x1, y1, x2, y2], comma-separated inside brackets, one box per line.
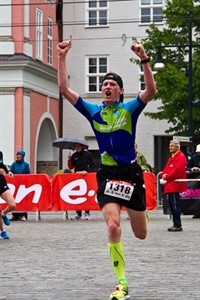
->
[75, 95, 146, 166]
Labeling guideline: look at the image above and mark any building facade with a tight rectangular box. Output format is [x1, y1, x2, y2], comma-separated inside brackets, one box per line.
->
[61, 0, 170, 171]
[0, 0, 171, 174]
[0, 0, 60, 174]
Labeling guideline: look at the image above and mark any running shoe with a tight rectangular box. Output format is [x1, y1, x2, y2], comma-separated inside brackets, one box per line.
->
[0, 231, 9, 239]
[71, 214, 81, 220]
[168, 226, 183, 232]
[110, 281, 130, 300]
[2, 214, 10, 226]
[84, 212, 90, 220]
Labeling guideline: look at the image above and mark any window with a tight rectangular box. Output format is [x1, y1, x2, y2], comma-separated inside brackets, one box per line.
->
[47, 17, 53, 65]
[87, 0, 108, 27]
[140, 0, 163, 24]
[36, 9, 43, 60]
[87, 56, 108, 92]
[139, 69, 156, 91]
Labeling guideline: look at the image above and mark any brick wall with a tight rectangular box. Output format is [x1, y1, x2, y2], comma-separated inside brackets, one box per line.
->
[37, 161, 58, 177]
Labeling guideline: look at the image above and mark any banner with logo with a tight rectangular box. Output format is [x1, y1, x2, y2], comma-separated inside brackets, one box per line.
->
[52, 173, 99, 210]
[0, 174, 52, 211]
[0, 172, 156, 211]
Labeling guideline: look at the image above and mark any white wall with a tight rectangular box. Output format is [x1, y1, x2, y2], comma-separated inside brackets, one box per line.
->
[0, 93, 15, 165]
[62, 0, 169, 168]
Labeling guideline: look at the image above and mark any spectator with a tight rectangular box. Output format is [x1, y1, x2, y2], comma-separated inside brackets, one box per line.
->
[160, 140, 187, 232]
[187, 144, 200, 218]
[134, 143, 151, 172]
[68, 143, 95, 220]
[187, 144, 200, 175]
[0, 151, 16, 239]
[10, 150, 30, 221]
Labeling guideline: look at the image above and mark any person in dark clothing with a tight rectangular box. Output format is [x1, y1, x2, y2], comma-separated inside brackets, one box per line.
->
[10, 150, 30, 221]
[187, 144, 200, 175]
[0, 151, 16, 239]
[187, 144, 200, 218]
[68, 143, 95, 220]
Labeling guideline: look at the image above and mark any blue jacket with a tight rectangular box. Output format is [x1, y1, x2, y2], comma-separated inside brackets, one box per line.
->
[10, 150, 30, 174]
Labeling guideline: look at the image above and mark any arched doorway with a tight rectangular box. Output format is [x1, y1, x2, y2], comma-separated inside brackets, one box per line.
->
[36, 117, 58, 176]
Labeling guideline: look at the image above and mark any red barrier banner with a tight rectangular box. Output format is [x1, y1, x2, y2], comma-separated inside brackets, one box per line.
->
[52, 172, 156, 211]
[0, 174, 52, 211]
[0, 172, 156, 211]
[52, 173, 99, 211]
[143, 172, 157, 210]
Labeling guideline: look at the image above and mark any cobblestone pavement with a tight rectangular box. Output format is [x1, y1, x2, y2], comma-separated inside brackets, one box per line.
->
[0, 209, 199, 300]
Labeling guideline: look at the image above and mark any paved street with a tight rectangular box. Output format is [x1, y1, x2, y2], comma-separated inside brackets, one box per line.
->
[0, 209, 199, 300]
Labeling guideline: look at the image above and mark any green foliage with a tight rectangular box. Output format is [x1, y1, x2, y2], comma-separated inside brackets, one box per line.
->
[133, 0, 200, 138]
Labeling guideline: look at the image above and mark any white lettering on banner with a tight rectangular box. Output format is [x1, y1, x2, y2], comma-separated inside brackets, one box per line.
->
[61, 179, 90, 204]
[0, 197, 6, 204]
[0, 184, 43, 204]
[14, 184, 42, 204]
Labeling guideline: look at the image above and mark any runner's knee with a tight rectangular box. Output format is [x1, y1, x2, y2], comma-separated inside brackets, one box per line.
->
[134, 229, 147, 240]
[108, 221, 121, 240]
[9, 202, 16, 211]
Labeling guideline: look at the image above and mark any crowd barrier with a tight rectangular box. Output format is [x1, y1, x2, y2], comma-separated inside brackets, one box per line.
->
[157, 176, 200, 216]
[0, 172, 156, 213]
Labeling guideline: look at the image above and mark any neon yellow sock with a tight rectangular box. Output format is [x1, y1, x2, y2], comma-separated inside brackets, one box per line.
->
[108, 242, 127, 284]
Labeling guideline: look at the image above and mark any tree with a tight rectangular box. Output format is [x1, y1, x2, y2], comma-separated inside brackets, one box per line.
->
[133, 0, 200, 140]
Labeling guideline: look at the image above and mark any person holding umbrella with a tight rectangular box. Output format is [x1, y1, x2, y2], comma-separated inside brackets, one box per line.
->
[68, 142, 95, 220]
[57, 40, 156, 300]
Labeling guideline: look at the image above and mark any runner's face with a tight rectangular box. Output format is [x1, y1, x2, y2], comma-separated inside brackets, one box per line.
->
[101, 79, 123, 106]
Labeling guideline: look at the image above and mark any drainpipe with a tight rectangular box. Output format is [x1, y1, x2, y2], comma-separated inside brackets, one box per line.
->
[56, 0, 63, 169]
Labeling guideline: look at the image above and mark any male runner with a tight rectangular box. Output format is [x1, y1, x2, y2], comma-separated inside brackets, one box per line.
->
[57, 40, 156, 300]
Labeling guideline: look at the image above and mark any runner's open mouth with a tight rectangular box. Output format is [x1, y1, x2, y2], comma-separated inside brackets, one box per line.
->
[105, 91, 111, 96]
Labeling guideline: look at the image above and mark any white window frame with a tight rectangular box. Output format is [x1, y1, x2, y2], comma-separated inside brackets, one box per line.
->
[86, 56, 109, 93]
[139, 0, 164, 25]
[36, 8, 43, 61]
[47, 17, 53, 65]
[139, 68, 157, 92]
[45, 0, 53, 4]
[85, 0, 109, 28]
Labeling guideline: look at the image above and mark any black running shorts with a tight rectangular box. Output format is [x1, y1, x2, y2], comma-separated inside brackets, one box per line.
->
[0, 174, 10, 195]
[96, 163, 146, 211]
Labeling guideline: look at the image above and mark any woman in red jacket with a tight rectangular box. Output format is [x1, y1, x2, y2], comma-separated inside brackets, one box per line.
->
[160, 140, 187, 231]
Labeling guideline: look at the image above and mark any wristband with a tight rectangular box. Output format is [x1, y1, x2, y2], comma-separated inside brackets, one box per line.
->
[141, 57, 150, 64]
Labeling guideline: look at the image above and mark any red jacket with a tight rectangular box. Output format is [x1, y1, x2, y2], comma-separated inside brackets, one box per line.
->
[161, 150, 187, 193]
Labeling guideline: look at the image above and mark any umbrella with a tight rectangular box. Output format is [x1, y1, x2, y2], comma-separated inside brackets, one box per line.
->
[52, 137, 89, 150]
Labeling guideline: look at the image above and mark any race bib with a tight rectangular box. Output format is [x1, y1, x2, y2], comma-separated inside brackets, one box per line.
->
[104, 180, 134, 201]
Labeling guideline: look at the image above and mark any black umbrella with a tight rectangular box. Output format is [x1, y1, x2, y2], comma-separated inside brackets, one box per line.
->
[52, 137, 89, 150]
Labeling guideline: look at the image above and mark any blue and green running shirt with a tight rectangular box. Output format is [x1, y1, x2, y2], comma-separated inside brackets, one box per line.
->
[75, 95, 146, 166]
